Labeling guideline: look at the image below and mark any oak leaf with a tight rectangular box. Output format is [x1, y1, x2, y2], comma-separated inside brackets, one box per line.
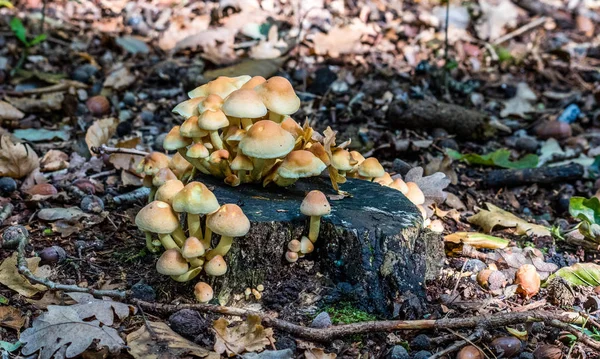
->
[0, 306, 25, 331]
[468, 203, 550, 237]
[0, 253, 48, 297]
[0, 135, 39, 178]
[213, 315, 275, 357]
[85, 118, 118, 154]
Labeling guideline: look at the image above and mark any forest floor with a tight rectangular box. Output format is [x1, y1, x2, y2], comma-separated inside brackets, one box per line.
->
[0, 0, 600, 358]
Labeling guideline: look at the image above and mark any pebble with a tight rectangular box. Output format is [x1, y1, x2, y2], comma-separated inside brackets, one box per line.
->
[392, 159, 412, 176]
[169, 309, 209, 338]
[431, 128, 448, 139]
[242, 349, 294, 359]
[140, 110, 154, 123]
[130, 281, 156, 302]
[411, 334, 430, 350]
[86, 96, 111, 117]
[1, 225, 29, 248]
[119, 110, 132, 122]
[72, 64, 98, 83]
[519, 352, 534, 359]
[80, 195, 105, 213]
[535, 121, 572, 139]
[412, 351, 432, 359]
[117, 121, 133, 137]
[437, 138, 458, 150]
[76, 89, 88, 101]
[123, 92, 136, 106]
[310, 312, 332, 328]
[557, 103, 581, 124]
[330, 80, 349, 94]
[0, 177, 17, 196]
[515, 136, 539, 152]
[293, 68, 307, 82]
[387, 345, 409, 359]
[464, 259, 487, 273]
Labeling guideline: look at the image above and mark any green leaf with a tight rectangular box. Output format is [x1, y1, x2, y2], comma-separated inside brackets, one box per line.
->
[447, 149, 539, 169]
[0, 0, 15, 8]
[9, 17, 28, 45]
[496, 46, 513, 63]
[0, 340, 21, 352]
[29, 34, 47, 46]
[550, 263, 600, 287]
[569, 197, 600, 224]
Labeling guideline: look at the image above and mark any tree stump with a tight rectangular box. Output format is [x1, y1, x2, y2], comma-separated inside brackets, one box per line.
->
[200, 175, 444, 317]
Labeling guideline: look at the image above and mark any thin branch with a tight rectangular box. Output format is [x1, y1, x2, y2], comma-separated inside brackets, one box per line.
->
[92, 144, 149, 157]
[112, 187, 151, 205]
[0, 203, 14, 224]
[429, 329, 483, 359]
[492, 16, 548, 45]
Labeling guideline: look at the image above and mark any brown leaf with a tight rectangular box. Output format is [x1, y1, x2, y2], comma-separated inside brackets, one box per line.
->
[312, 19, 376, 57]
[475, 0, 519, 40]
[0, 306, 25, 331]
[26, 291, 76, 310]
[0, 135, 39, 179]
[121, 170, 143, 186]
[305, 348, 337, 359]
[0, 100, 25, 120]
[85, 118, 118, 154]
[109, 138, 142, 171]
[0, 253, 48, 297]
[104, 67, 136, 90]
[127, 320, 216, 359]
[468, 203, 550, 237]
[158, 15, 211, 51]
[6, 93, 64, 112]
[176, 28, 238, 65]
[40, 149, 70, 172]
[213, 315, 275, 357]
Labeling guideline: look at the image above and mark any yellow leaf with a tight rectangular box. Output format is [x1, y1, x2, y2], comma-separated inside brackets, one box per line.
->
[506, 327, 528, 340]
[0, 135, 39, 178]
[213, 315, 275, 357]
[468, 203, 550, 237]
[85, 118, 118, 154]
[0, 253, 47, 297]
[444, 232, 509, 249]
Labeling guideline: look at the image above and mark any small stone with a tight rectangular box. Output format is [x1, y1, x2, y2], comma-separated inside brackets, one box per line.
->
[519, 352, 534, 359]
[274, 337, 296, 352]
[293, 68, 307, 82]
[0, 177, 17, 196]
[515, 137, 539, 152]
[169, 309, 209, 338]
[413, 351, 432, 359]
[140, 110, 154, 123]
[437, 138, 459, 150]
[310, 312, 332, 328]
[330, 80, 349, 94]
[80, 195, 104, 213]
[464, 259, 487, 274]
[72, 64, 98, 83]
[130, 281, 156, 302]
[86, 95, 111, 117]
[39, 246, 67, 264]
[410, 334, 430, 350]
[431, 128, 448, 138]
[392, 159, 412, 176]
[76, 89, 88, 101]
[153, 133, 167, 151]
[242, 349, 294, 359]
[491, 337, 522, 358]
[119, 110, 132, 122]
[387, 345, 409, 359]
[123, 92, 136, 106]
[535, 121, 572, 140]
[116, 121, 132, 137]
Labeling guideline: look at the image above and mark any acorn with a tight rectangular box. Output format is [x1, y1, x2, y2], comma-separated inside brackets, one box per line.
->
[533, 345, 562, 359]
[515, 264, 541, 298]
[456, 345, 483, 359]
[490, 337, 522, 358]
[535, 121, 572, 140]
[25, 183, 58, 196]
[39, 246, 67, 264]
[86, 95, 111, 116]
[476, 269, 493, 287]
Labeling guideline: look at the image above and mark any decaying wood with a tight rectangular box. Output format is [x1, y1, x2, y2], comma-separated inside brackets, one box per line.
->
[484, 163, 584, 188]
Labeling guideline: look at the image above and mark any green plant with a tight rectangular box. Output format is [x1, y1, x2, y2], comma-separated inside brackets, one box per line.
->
[321, 302, 377, 324]
[9, 17, 47, 75]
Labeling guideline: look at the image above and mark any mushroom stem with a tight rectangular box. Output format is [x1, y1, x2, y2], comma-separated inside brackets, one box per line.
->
[170, 266, 202, 282]
[241, 118, 253, 131]
[206, 236, 233, 260]
[171, 227, 186, 247]
[308, 215, 322, 242]
[202, 227, 213, 249]
[188, 257, 204, 268]
[209, 131, 224, 150]
[158, 233, 179, 250]
[187, 213, 203, 240]
[250, 158, 266, 181]
[148, 187, 157, 203]
[144, 232, 160, 253]
[268, 112, 283, 123]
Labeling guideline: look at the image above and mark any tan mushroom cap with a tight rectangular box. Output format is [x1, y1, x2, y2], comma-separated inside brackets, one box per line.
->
[255, 76, 300, 115]
[239, 120, 295, 159]
[198, 109, 229, 131]
[281, 116, 303, 138]
[186, 143, 209, 159]
[350, 151, 365, 165]
[209, 149, 229, 165]
[169, 152, 193, 178]
[331, 149, 354, 172]
[224, 127, 246, 145]
[285, 251, 298, 263]
[188, 76, 251, 98]
[206, 204, 250, 237]
[230, 153, 254, 171]
[180, 116, 209, 138]
[156, 249, 189, 275]
[155, 180, 184, 206]
[194, 282, 214, 303]
[388, 178, 409, 194]
[222, 89, 268, 119]
[135, 201, 180, 234]
[240, 76, 266, 90]
[358, 157, 385, 178]
[277, 150, 326, 179]
[198, 94, 224, 113]
[181, 236, 205, 258]
[374, 172, 393, 186]
[300, 190, 331, 217]
[152, 168, 178, 187]
[405, 182, 425, 205]
[204, 255, 228, 276]
[172, 181, 220, 214]
[142, 152, 170, 176]
[164, 126, 192, 151]
[172, 97, 203, 118]
[288, 239, 301, 252]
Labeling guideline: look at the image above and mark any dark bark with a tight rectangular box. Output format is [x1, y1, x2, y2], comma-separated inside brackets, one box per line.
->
[484, 163, 584, 188]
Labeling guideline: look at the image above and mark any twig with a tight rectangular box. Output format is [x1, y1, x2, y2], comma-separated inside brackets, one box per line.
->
[492, 17, 548, 45]
[112, 187, 151, 205]
[0, 203, 14, 224]
[89, 169, 117, 179]
[92, 145, 149, 157]
[429, 328, 483, 359]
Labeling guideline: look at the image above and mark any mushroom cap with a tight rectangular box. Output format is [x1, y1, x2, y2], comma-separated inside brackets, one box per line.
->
[156, 249, 189, 275]
[155, 180, 185, 206]
[240, 76, 266, 90]
[172, 97, 203, 118]
[208, 149, 229, 165]
[281, 116, 303, 138]
[180, 116, 209, 138]
[181, 236, 205, 258]
[287, 239, 301, 252]
[188, 76, 251, 99]
[285, 251, 298, 263]
[206, 204, 250, 237]
[224, 174, 240, 187]
[172, 181, 220, 214]
[277, 150, 326, 179]
[255, 76, 300, 115]
[198, 109, 229, 131]
[306, 142, 330, 166]
[405, 182, 425, 205]
[357, 157, 385, 178]
[186, 142, 209, 159]
[224, 128, 246, 145]
[388, 178, 409, 194]
[198, 94, 224, 113]
[194, 282, 214, 303]
[142, 152, 171, 176]
[222, 89, 268, 119]
[331, 149, 354, 171]
[300, 236, 314, 254]
[164, 126, 192, 151]
[230, 153, 254, 171]
[135, 201, 180, 234]
[300, 190, 331, 217]
[152, 167, 178, 187]
[349, 151, 365, 165]
[239, 120, 295, 159]
[204, 255, 228, 276]
[373, 172, 393, 186]
[169, 152, 193, 178]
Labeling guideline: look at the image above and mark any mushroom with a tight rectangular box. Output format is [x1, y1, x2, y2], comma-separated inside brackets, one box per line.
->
[180, 115, 209, 141]
[155, 179, 184, 206]
[168, 152, 193, 181]
[194, 282, 214, 303]
[222, 89, 267, 131]
[204, 254, 228, 276]
[197, 109, 229, 150]
[135, 201, 184, 252]
[331, 149, 355, 177]
[285, 251, 298, 263]
[388, 178, 409, 194]
[185, 142, 211, 175]
[172, 96, 204, 118]
[373, 172, 393, 186]
[287, 239, 301, 252]
[238, 120, 295, 181]
[271, 150, 326, 187]
[205, 204, 250, 260]
[152, 168, 178, 188]
[156, 249, 188, 276]
[164, 126, 192, 152]
[405, 182, 425, 205]
[254, 76, 301, 122]
[300, 236, 314, 254]
[240, 76, 266, 90]
[357, 157, 385, 181]
[230, 153, 254, 184]
[188, 76, 251, 98]
[208, 149, 231, 177]
[172, 182, 220, 242]
[181, 236, 205, 268]
[281, 116, 304, 140]
[198, 94, 224, 113]
[300, 190, 331, 243]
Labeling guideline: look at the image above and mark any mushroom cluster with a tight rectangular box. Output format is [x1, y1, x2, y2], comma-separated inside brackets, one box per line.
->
[135, 181, 250, 302]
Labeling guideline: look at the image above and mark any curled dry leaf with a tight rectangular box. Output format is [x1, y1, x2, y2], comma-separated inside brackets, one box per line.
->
[0, 306, 25, 331]
[0, 100, 25, 120]
[0, 253, 48, 298]
[85, 118, 118, 154]
[0, 135, 40, 179]
[500, 82, 537, 118]
[213, 314, 275, 357]
[305, 348, 337, 359]
[468, 203, 550, 237]
[104, 67, 136, 90]
[5, 92, 64, 112]
[40, 149, 69, 172]
[312, 19, 376, 57]
[475, 0, 519, 40]
[444, 232, 509, 250]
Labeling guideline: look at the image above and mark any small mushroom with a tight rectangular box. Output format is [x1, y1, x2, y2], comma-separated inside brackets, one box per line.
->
[374, 172, 393, 186]
[198, 94, 225, 113]
[172, 96, 204, 118]
[204, 255, 228, 276]
[194, 282, 214, 303]
[197, 109, 229, 150]
[240, 76, 266, 90]
[357, 157, 385, 181]
[222, 89, 267, 131]
[230, 153, 254, 184]
[205, 204, 250, 259]
[169, 152, 193, 181]
[405, 182, 425, 205]
[188, 76, 250, 98]
[152, 168, 178, 188]
[300, 236, 314, 254]
[300, 190, 331, 243]
[135, 201, 183, 252]
[271, 150, 327, 187]
[181, 236, 205, 268]
[180, 115, 209, 141]
[388, 178, 409, 194]
[156, 249, 189, 276]
[252, 288, 262, 300]
[172, 182, 220, 242]
[287, 239, 301, 252]
[515, 264, 541, 298]
[254, 76, 301, 122]
[285, 251, 298, 263]
[155, 180, 184, 206]
[331, 149, 355, 177]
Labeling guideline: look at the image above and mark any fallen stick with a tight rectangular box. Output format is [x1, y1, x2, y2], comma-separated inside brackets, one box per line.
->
[492, 16, 548, 45]
[0, 203, 14, 224]
[91, 144, 149, 157]
[429, 329, 483, 359]
[112, 187, 151, 205]
[484, 163, 584, 188]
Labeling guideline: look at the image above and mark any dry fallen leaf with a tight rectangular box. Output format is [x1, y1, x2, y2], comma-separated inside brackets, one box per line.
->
[0, 306, 25, 331]
[158, 15, 211, 51]
[0, 100, 25, 120]
[312, 19, 376, 57]
[475, 0, 519, 40]
[104, 66, 136, 90]
[127, 320, 217, 359]
[26, 291, 76, 310]
[175, 28, 237, 65]
[0, 135, 40, 178]
[305, 348, 337, 359]
[213, 314, 275, 357]
[468, 203, 551, 237]
[500, 82, 537, 118]
[40, 149, 69, 172]
[0, 253, 48, 298]
[85, 118, 118, 154]
[6, 93, 64, 112]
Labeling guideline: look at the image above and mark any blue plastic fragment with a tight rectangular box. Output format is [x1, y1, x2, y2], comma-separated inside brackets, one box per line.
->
[557, 103, 581, 123]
